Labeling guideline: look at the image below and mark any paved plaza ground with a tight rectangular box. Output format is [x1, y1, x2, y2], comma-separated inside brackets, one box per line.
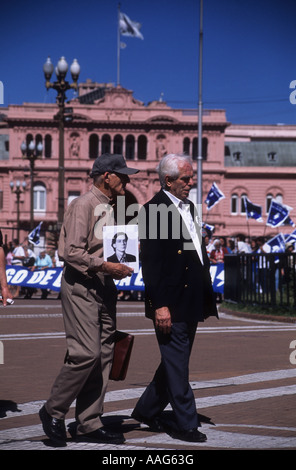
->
[0, 296, 296, 461]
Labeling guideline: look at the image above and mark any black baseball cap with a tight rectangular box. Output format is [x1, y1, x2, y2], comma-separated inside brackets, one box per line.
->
[90, 153, 139, 177]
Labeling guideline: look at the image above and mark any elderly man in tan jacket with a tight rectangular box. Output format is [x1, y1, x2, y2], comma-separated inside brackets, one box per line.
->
[39, 154, 138, 447]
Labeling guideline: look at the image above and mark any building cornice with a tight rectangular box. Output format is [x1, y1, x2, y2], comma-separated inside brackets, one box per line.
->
[225, 167, 296, 178]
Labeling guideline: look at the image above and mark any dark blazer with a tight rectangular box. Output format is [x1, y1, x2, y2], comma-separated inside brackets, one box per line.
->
[139, 190, 218, 323]
[107, 252, 136, 263]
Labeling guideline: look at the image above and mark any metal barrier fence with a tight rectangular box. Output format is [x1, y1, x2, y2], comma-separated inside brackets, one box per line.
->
[224, 253, 296, 311]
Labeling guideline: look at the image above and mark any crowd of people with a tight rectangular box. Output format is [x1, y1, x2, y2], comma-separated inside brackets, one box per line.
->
[205, 232, 296, 302]
[205, 233, 295, 262]
[3, 237, 63, 299]
[2, 231, 295, 302]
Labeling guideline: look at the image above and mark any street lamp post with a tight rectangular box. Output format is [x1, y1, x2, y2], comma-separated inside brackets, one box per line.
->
[197, 0, 203, 207]
[43, 56, 80, 228]
[9, 180, 27, 239]
[21, 140, 43, 231]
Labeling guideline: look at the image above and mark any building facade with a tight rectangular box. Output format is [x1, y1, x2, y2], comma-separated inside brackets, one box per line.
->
[0, 80, 296, 247]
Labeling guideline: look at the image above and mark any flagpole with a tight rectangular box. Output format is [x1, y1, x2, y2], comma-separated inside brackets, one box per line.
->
[117, 3, 121, 86]
[246, 218, 250, 240]
[244, 196, 250, 240]
[197, 0, 203, 207]
[263, 224, 267, 238]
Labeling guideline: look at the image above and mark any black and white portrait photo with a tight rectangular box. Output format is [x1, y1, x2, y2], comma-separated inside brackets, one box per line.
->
[103, 225, 139, 272]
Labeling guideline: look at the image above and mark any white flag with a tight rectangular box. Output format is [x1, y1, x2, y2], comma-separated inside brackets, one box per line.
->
[119, 12, 144, 40]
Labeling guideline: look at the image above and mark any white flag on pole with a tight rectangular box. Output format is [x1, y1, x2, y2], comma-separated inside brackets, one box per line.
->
[119, 12, 144, 40]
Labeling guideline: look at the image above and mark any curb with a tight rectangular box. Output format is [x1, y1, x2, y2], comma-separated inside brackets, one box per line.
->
[220, 307, 296, 324]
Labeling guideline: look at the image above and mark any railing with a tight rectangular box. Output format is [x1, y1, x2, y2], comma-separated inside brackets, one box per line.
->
[224, 253, 296, 311]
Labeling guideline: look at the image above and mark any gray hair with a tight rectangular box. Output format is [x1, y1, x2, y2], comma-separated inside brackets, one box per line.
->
[156, 153, 192, 189]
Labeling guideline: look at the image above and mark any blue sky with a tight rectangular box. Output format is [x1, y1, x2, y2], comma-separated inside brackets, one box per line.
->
[1, 0, 296, 125]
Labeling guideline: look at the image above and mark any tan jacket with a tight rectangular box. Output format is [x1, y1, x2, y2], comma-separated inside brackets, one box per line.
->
[58, 185, 114, 278]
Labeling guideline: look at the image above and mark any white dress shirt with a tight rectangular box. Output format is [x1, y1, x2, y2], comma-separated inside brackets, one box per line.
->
[163, 190, 204, 265]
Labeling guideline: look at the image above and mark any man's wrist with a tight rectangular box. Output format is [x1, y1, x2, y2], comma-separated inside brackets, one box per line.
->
[100, 261, 108, 273]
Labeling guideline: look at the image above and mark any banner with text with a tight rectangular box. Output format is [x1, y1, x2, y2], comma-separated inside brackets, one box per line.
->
[6, 266, 63, 292]
[5, 264, 225, 294]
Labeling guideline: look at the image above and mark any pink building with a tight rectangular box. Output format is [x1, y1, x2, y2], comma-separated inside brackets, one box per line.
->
[0, 80, 295, 247]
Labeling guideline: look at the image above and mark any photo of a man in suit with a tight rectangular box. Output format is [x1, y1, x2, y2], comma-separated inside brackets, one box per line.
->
[131, 153, 218, 443]
[107, 232, 136, 264]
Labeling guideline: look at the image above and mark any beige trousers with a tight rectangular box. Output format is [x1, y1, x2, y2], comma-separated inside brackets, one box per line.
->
[45, 267, 117, 434]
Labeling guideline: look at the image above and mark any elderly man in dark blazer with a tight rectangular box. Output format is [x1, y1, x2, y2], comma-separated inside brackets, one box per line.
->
[132, 153, 218, 443]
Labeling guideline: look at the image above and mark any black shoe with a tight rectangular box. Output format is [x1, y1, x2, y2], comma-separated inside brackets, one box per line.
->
[39, 405, 67, 447]
[170, 428, 207, 443]
[131, 410, 166, 432]
[76, 427, 125, 444]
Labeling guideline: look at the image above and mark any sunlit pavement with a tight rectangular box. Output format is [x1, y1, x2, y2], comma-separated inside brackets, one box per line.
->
[1, 295, 296, 454]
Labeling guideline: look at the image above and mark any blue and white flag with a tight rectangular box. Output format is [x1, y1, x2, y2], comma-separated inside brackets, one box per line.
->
[28, 221, 43, 245]
[119, 12, 144, 39]
[266, 200, 293, 228]
[265, 233, 286, 253]
[285, 233, 296, 247]
[204, 182, 225, 210]
[283, 216, 295, 227]
[202, 222, 215, 237]
[209, 263, 224, 294]
[243, 197, 263, 222]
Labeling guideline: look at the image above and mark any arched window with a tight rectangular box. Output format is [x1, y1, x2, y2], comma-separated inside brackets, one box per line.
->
[183, 137, 190, 155]
[89, 134, 99, 159]
[24, 134, 34, 156]
[36, 134, 43, 153]
[192, 137, 208, 160]
[32, 134, 43, 158]
[34, 183, 46, 212]
[202, 138, 208, 160]
[113, 134, 123, 154]
[102, 134, 111, 154]
[231, 194, 238, 214]
[192, 138, 198, 159]
[26, 134, 33, 147]
[266, 193, 283, 214]
[266, 194, 273, 213]
[241, 193, 247, 214]
[126, 135, 135, 160]
[44, 134, 52, 158]
[138, 135, 147, 160]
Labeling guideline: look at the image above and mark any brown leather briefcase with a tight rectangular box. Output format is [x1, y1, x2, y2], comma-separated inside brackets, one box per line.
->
[109, 330, 134, 381]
